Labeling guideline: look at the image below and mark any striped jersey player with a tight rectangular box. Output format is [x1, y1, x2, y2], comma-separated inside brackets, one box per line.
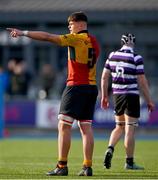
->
[101, 33, 154, 170]
[105, 43, 144, 95]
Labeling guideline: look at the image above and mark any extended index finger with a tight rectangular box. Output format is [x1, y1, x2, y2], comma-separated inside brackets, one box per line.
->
[6, 28, 14, 32]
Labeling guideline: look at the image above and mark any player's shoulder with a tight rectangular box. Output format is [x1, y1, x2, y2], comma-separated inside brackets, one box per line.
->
[64, 33, 88, 40]
[108, 51, 116, 58]
[61, 33, 75, 38]
[133, 53, 143, 60]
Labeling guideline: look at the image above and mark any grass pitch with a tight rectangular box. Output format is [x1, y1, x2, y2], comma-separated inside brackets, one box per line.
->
[0, 138, 158, 179]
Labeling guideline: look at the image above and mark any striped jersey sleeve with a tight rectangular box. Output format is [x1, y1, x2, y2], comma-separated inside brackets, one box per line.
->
[134, 54, 145, 75]
[105, 52, 115, 70]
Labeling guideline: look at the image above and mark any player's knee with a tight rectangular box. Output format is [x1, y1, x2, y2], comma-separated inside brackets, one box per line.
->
[58, 114, 74, 126]
[116, 120, 125, 126]
[126, 121, 138, 127]
[78, 120, 92, 133]
[78, 120, 92, 126]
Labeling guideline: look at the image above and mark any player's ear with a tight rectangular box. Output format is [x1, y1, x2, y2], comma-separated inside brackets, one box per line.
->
[80, 21, 86, 29]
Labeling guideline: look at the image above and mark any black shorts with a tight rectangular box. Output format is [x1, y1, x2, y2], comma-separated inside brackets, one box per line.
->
[59, 85, 98, 120]
[113, 94, 140, 118]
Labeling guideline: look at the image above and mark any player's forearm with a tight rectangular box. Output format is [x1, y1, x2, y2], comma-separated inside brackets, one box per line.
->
[6, 28, 62, 45]
[141, 84, 152, 103]
[101, 69, 110, 98]
[138, 75, 152, 103]
[24, 31, 61, 45]
[24, 31, 50, 41]
[101, 76, 109, 98]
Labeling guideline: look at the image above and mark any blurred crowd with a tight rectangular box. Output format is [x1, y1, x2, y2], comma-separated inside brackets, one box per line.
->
[0, 58, 66, 100]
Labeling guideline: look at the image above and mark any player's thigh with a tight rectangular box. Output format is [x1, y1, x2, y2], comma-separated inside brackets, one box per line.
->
[59, 85, 97, 120]
[82, 87, 98, 119]
[78, 85, 98, 120]
[113, 94, 127, 116]
[125, 94, 140, 118]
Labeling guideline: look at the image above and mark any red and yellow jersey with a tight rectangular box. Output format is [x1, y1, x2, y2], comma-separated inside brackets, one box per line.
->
[59, 30, 100, 86]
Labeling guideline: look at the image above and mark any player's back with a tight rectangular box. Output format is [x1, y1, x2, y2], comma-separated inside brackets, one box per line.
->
[107, 48, 143, 95]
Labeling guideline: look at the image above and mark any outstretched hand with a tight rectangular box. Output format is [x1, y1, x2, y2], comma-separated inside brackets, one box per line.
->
[6, 28, 23, 37]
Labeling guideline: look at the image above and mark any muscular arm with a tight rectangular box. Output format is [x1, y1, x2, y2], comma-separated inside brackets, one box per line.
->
[101, 68, 110, 109]
[137, 74, 155, 112]
[6, 28, 61, 45]
[26, 31, 61, 45]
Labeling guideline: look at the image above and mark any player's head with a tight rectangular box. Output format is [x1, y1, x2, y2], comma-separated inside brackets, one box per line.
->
[68, 12, 88, 23]
[68, 12, 88, 34]
[121, 33, 136, 46]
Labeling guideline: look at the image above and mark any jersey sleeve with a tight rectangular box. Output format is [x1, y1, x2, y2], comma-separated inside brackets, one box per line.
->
[59, 33, 78, 47]
[134, 55, 145, 75]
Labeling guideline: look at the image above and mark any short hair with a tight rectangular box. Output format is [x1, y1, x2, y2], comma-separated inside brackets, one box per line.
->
[68, 11, 88, 23]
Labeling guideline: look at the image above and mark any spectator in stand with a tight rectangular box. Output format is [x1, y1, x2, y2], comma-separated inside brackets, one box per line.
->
[6, 59, 32, 97]
[38, 64, 56, 99]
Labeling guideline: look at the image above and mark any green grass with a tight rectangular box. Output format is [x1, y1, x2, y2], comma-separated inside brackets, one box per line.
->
[0, 138, 158, 179]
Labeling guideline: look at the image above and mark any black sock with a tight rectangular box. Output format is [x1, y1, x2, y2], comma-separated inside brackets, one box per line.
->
[108, 146, 114, 153]
[58, 161, 67, 167]
[126, 157, 133, 166]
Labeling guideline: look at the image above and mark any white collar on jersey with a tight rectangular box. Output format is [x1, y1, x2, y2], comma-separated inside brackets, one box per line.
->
[121, 45, 134, 53]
